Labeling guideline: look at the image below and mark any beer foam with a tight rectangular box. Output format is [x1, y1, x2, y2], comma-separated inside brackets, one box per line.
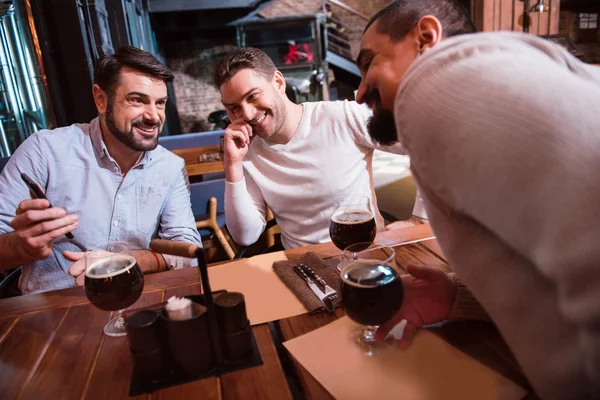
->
[331, 209, 374, 224]
[85, 254, 137, 279]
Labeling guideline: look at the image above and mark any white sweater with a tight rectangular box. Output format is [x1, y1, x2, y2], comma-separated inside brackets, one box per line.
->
[396, 32, 600, 400]
[225, 100, 420, 249]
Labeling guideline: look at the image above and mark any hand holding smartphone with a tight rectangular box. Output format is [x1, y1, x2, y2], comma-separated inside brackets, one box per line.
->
[20, 172, 75, 240]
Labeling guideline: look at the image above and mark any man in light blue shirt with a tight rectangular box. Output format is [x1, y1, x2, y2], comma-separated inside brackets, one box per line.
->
[0, 46, 202, 294]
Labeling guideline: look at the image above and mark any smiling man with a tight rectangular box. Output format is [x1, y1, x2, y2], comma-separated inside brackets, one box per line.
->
[213, 47, 426, 250]
[0, 46, 201, 294]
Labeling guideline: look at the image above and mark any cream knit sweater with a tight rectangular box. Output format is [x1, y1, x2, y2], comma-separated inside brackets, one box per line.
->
[396, 32, 600, 400]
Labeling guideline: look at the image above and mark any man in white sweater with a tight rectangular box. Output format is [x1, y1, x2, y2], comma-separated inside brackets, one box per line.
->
[213, 47, 426, 249]
[359, 1, 600, 399]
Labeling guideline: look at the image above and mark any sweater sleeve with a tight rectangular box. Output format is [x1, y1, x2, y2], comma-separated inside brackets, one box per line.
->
[224, 173, 267, 246]
[396, 35, 600, 388]
[448, 273, 491, 321]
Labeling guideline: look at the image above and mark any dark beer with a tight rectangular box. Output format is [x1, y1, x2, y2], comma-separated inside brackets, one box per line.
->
[329, 209, 376, 251]
[85, 254, 144, 311]
[341, 263, 403, 326]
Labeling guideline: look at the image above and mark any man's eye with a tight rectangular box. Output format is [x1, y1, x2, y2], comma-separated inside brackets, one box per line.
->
[131, 97, 142, 104]
[157, 100, 167, 107]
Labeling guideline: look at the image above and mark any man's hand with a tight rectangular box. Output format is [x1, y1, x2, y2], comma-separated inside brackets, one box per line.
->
[65, 250, 113, 286]
[10, 198, 78, 262]
[65, 250, 87, 286]
[375, 264, 456, 348]
[223, 118, 253, 183]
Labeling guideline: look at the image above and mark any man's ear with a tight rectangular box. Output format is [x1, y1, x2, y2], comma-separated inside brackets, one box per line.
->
[415, 15, 443, 52]
[272, 70, 286, 94]
[92, 84, 108, 114]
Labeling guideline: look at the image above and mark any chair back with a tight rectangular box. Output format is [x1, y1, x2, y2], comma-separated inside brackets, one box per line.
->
[190, 179, 226, 217]
[159, 130, 224, 151]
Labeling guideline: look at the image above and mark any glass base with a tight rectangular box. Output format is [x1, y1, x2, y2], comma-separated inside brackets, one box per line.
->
[104, 311, 127, 337]
[350, 325, 391, 356]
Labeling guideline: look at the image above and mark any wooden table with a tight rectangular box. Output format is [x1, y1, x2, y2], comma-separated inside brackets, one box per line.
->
[171, 145, 224, 178]
[0, 225, 535, 399]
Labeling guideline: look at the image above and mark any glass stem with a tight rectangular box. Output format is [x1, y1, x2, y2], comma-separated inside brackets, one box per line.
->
[362, 325, 378, 343]
[114, 309, 125, 329]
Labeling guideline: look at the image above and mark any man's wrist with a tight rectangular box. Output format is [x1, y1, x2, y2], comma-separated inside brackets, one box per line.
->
[225, 162, 244, 183]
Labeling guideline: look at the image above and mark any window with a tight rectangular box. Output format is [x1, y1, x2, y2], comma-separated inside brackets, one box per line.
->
[579, 13, 598, 30]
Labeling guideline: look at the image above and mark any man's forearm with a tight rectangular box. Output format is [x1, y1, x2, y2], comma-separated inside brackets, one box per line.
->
[0, 232, 35, 271]
[132, 249, 166, 274]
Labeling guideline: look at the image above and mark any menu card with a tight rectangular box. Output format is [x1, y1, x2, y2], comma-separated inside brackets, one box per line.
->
[208, 251, 308, 325]
[284, 317, 528, 400]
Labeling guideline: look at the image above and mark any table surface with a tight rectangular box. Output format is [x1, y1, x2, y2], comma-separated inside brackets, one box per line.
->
[0, 225, 536, 399]
[170, 145, 224, 178]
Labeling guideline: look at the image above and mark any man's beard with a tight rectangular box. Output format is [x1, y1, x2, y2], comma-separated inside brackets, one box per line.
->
[365, 89, 398, 146]
[105, 97, 161, 152]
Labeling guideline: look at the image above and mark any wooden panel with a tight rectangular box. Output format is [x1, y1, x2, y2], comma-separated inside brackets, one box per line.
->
[419, 239, 446, 259]
[153, 379, 220, 399]
[493, 0, 502, 30]
[393, 243, 450, 273]
[0, 316, 17, 343]
[20, 304, 110, 399]
[500, 0, 514, 30]
[164, 283, 202, 299]
[221, 325, 293, 400]
[84, 291, 164, 400]
[549, 0, 561, 35]
[284, 224, 434, 260]
[0, 308, 68, 399]
[472, 0, 485, 31]
[482, 0, 496, 31]
[513, 0, 525, 31]
[0, 286, 88, 319]
[529, 11, 540, 34]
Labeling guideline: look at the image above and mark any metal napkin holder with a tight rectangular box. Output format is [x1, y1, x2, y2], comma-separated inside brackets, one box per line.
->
[127, 240, 263, 395]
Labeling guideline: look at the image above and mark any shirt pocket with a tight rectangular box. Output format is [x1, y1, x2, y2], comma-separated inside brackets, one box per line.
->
[136, 186, 167, 234]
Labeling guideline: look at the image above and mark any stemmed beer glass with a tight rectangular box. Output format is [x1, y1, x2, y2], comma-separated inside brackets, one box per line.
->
[329, 195, 376, 270]
[340, 243, 403, 355]
[84, 242, 144, 337]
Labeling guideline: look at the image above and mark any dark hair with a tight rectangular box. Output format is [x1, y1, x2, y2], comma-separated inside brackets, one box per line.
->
[213, 47, 277, 88]
[94, 45, 173, 97]
[364, 0, 476, 42]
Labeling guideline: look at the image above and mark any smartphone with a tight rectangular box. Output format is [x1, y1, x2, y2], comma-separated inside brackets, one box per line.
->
[20, 172, 75, 240]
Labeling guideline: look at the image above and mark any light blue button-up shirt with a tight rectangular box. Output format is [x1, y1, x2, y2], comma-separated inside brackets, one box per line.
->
[0, 118, 202, 294]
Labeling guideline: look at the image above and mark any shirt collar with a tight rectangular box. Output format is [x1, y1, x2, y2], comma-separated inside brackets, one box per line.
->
[89, 117, 154, 166]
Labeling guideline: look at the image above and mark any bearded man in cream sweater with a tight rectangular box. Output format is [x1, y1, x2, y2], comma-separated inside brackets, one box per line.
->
[358, 1, 600, 399]
[213, 47, 426, 250]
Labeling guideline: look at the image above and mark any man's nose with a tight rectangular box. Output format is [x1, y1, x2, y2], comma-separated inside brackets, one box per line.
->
[144, 104, 160, 123]
[240, 103, 256, 122]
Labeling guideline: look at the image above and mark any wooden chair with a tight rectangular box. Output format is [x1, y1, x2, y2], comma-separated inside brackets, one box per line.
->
[190, 179, 236, 260]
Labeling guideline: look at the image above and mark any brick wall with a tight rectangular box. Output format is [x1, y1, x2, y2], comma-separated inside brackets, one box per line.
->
[167, 40, 237, 133]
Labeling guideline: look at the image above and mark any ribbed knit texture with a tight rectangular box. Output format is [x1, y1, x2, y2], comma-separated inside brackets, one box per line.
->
[448, 273, 491, 321]
[395, 32, 600, 400]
